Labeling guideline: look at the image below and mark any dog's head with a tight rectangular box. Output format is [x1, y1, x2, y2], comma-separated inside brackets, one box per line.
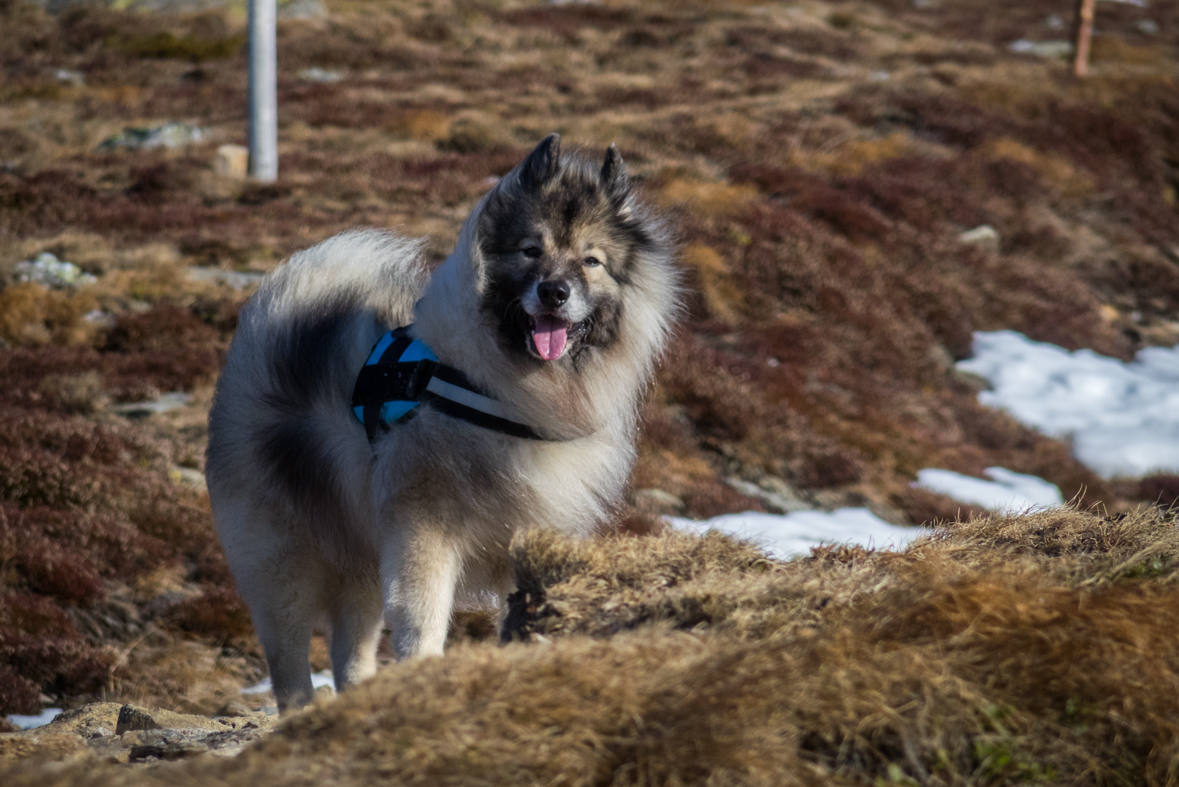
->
[475, 134, 666, 365]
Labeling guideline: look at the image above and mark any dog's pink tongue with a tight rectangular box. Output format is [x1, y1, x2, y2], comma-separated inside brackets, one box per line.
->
[532, 315, 568, 361]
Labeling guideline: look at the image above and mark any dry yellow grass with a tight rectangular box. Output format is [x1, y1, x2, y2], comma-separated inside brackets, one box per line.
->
[979, 138, 1097, 200]
[657, 178, 759, 221]
[5, 508, 1178, 785]
[0, 283, 98, 346]
[679, 243, 746, 323]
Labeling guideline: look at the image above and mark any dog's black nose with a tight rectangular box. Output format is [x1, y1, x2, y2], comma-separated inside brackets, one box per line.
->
[537, 280, 570, 308]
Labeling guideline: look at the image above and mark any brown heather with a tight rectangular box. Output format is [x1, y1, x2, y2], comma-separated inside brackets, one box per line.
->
[0, 0, 1177, 776]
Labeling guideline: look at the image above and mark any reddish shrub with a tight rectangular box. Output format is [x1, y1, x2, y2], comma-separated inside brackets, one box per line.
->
[1137, 475, 1179, 509]
[0, 591, 111, 713]
[17, 545, 103, 604]
[101, 304, 226, 398]
[894, 486, 987, 527]
[794, 442, 865, 489]
[163, 587, 253, 643]
[500, 5, 636, 41]
[0, 662, 41, 716]
[682, 481, 766, 520]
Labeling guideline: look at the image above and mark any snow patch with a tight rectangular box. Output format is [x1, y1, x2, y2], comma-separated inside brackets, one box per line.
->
[914, 467, 1064, 512]
[959, 330, 1179, 478]
[242, 669, 335, 695]
[6, 708, 62, 730]
[670, 508, 928, 560]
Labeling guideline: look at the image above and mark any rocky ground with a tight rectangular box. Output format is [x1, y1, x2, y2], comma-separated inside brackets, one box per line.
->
[1, 701, 279, 766]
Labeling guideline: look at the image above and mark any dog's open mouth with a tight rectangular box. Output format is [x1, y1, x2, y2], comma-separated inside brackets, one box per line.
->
[529, 314, 583, 361]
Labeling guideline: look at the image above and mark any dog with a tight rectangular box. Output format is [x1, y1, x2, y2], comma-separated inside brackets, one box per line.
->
[206, 134, 680, 711]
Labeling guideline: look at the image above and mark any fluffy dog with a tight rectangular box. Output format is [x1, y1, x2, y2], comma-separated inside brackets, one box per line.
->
[206, 135, 680, 711]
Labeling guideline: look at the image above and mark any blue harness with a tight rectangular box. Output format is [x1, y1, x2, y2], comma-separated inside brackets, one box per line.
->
[351, 326, 549, 442]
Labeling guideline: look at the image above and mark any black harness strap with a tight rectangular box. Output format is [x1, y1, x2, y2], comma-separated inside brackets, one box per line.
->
[352, 326, 554, 442]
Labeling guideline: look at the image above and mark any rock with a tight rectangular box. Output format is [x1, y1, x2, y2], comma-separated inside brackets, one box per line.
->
[1008, 39, 1073, 60]
[298, 67, 344, 83]
[115, 705, 231, 736]
[5, 700, 282, 767]
[53, 68, 85, 86]
[214, 144, 249, 179]
[279, 0, 327, 20]
[43, 703, 121, 737]
[214, 701, 252, 718]
[129, 739, 209, 762]
[14, 253, 97, 288]
[1136, 19, 1159, 35]
[185, 266, 265, 290]
[83, 308, 116, 328]
[0, 730, 89, 765]
[170, 466, 207, 491]
[957, 224, 1000, 252]
[98, 123, 204, 152]
[725, 477, 811, 514]
[632, 488, 686, 514]
[116, 706, 156, 735]
[112, 392, 192, 418]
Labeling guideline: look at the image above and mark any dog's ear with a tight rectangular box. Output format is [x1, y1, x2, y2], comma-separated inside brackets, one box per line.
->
[519, 133, 561, 189]
[600, 143, 630, 202]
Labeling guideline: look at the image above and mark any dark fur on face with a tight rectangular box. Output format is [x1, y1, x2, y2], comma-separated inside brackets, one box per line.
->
[477, 135, 658, 366]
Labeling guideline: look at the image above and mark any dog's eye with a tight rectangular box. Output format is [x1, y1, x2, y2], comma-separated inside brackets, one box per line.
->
[583, 256, 602, 267]
[522, 246, 543, 259]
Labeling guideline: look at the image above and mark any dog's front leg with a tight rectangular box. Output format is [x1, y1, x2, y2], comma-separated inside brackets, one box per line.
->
[381, 524, 462, 659]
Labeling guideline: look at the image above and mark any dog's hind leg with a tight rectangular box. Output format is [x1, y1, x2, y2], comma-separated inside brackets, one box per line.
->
[326, 578, 384, 691]
[238, 574, 319, 712]
[224, 522, 325, 712]
[381, 526, 462, 659]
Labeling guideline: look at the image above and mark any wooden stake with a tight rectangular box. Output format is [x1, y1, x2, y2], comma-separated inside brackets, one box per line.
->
[1073, 0, 1097, 78]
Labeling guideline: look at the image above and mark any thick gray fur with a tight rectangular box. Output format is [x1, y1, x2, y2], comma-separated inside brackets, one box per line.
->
[206, 136, 680, 711]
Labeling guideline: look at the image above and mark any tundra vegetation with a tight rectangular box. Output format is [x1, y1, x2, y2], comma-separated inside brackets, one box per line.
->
[0, 0, 1176, 783]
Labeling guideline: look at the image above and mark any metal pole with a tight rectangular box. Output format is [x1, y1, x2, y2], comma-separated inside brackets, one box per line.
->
[248, 0, 278, 181]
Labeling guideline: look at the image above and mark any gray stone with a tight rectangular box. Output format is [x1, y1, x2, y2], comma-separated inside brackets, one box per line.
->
[112, 392, 192, 418]
[298, 67, 344, 83]
[54, 68, 85, 86]
[1008, 39, 1073, 59]
[278, 0, 327, 19]
[14, 253, 97, 288]
[44, 703, 121, 736]
[957, 224, 1001, 251]
[115, 706, 160, 735]
[4, 702, 279, 768]
[725, 477, 810, 514]
[185, 266, 265, 290]
[129, 739, 209, 761]
[214, 701, 252, 718]
[98, 123, 204, 152]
